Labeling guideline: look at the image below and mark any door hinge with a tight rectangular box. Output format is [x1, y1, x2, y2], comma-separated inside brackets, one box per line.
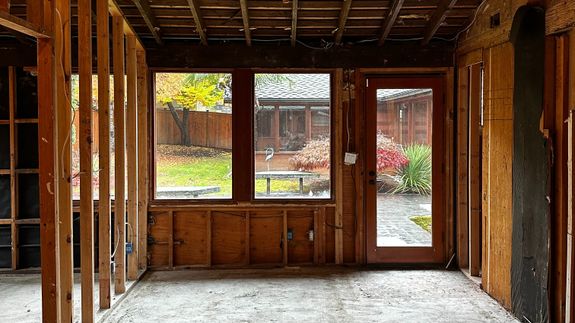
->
[366, 79, 369, 87]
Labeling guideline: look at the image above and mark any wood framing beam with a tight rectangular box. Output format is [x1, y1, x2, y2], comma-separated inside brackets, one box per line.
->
[334, 0, 352, 45]
[136, 49, 149, 271]
[290, 0, 298, 47]
[55, 0, 74, 319]
[469, 63, 481, 276]
[147, 43, 454, 68]
[97, 0, 112, 310]
[377, 0, 404, 46]
[185, 0, 207, 45]
[334, 69, 343, 264]
[79, 0, 95, 319]
[421, 0, 457, 46]
[126, 34, 139, 281]
[35, 0, 61, 319]
[239, 0, 251, 46]
[0, 11, 49, 38]
[108, 0, 144, 50]
[113, 15, 127, 294]
[132, 0, 162, 45]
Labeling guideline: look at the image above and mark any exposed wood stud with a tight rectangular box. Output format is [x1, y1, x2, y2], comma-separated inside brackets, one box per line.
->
[421, 0, 458, 46]
[334, 69, 344, 264]
[207, 210, 212, 266]
[131, 0, 163, 45]
[55, 0, 73, 318]
[113, 14, 127, 294]
[239, 0, 251, 46]
[97, 0, 111, 309]
[377, 0, 404, 46]
[334, 0, 352, 45]
[136, 49, 149, 272]
[126, 34, 139, 281]
[185, 0, 207, 45]
[283, 210, 288, 265]
[8, 67, 17, 272]
[469, 63, 482, 276]
[290, 0, 298, 47]
[168, 211, 174, 268]
[36, 0, 61, 318]
[245, 211, 250, 265]
[79, 0, 95, 317]
[108, 0, 145, 49]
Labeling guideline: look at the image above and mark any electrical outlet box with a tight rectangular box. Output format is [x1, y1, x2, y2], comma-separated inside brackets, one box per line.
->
[126, 242, 133, 254]
[344, 152, 357, 165]
[287, 229, 293, 241]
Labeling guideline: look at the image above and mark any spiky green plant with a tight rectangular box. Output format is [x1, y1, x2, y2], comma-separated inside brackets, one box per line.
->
[393, 144, 432, 195]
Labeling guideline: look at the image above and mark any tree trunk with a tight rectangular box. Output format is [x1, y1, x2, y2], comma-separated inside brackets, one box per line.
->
[167, 102, 191, 146]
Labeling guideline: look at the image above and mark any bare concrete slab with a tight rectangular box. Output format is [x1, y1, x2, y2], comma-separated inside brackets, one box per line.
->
[103, 268, 519, 323]
[0, 273, 136, 323]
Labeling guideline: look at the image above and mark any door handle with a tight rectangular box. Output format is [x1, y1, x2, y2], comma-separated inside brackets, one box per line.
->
[368, 171, 376, 177]
[369, 179, 375, 185]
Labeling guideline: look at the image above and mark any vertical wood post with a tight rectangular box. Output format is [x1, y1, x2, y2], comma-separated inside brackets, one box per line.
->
[469, 63, 482, 276]
[55, 0, 73, 318]
[78, 0, 95, 318]
[136, 49, 148, 271]
[126, 34, 139, 280]
[97, 0, 112, 309]
[36, 0, 61, 320]
[113, 15, 127, 294]
[334, 69, 344, 264]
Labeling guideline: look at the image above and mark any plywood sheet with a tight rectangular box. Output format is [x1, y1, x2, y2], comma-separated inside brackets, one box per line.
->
[249, 211, 283, 264]
[287, 210, 314, 264]
[212, 211, 246, 265]
[173, 211, 208, 266]
[149, 212, 171, 267]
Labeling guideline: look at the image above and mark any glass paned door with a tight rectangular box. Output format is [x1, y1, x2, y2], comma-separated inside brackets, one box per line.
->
[366, 77, 445, 264]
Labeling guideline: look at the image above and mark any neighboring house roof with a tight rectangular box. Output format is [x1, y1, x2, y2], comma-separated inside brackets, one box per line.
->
[252, 74, 431, 103]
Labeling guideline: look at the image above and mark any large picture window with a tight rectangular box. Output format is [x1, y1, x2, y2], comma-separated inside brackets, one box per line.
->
[154, 73, 232, 200]
[254, 73, 331, 199]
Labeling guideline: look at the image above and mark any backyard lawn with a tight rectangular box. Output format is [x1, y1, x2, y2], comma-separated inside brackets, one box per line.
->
[156, 145, 306, 197]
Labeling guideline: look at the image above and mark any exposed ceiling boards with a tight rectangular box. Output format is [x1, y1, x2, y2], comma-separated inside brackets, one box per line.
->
[2, 0, 482, 49]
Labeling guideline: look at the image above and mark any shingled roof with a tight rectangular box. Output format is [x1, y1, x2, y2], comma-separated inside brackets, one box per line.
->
[254, 73, 431, 103]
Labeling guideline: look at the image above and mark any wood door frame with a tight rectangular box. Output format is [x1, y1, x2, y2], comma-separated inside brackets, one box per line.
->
[365, 75, 446, 264]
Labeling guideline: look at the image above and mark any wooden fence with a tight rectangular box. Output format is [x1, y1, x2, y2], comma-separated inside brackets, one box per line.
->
[156, 109, 232, 149]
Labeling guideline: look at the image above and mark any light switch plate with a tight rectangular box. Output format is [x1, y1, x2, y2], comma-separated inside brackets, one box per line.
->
[344, 152, 357, 165]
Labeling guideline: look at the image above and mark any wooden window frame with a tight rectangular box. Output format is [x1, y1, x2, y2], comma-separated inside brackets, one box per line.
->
[149, 68, 336, 206]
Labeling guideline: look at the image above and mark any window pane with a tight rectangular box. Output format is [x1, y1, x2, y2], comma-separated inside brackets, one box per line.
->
[254, 73, 331, 199]
[376, 88, 433, 247]
[154, 73, 232, 200]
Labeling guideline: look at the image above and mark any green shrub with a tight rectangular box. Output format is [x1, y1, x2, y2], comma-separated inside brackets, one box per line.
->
[393, 144, 432, 195]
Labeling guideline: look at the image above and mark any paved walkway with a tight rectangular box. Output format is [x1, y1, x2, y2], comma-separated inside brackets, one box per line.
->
[377, 194, 432, 246]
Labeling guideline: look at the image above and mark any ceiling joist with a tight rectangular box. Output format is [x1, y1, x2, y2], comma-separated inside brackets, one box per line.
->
[290, 0, 298, 47]
[334, 0, 353, 45]
[378, 0, 404, 46]
[239, 0, 251, 46]
[421, 0, 458, 45]
[185, 0, 208, 45]
[131, 0, 163, 45]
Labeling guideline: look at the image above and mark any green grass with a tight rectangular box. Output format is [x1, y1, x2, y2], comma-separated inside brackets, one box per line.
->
[156, 154, 304, 196]
[410, 215, 432, 233]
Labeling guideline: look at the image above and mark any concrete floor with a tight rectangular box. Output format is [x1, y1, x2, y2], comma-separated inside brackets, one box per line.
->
[0, 273, 136, 323]
[102, 268, 519, 323]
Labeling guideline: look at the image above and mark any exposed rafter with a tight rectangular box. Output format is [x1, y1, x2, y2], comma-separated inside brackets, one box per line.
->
[239, 0, 251, 46]
[290, 0, 298, 47]
[421, 0, 458, 45]
[377, 0, 404, 46]
[186, 0, 208, 45]
[334, 0, 353, 45]
[132, 0, 163, 45]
